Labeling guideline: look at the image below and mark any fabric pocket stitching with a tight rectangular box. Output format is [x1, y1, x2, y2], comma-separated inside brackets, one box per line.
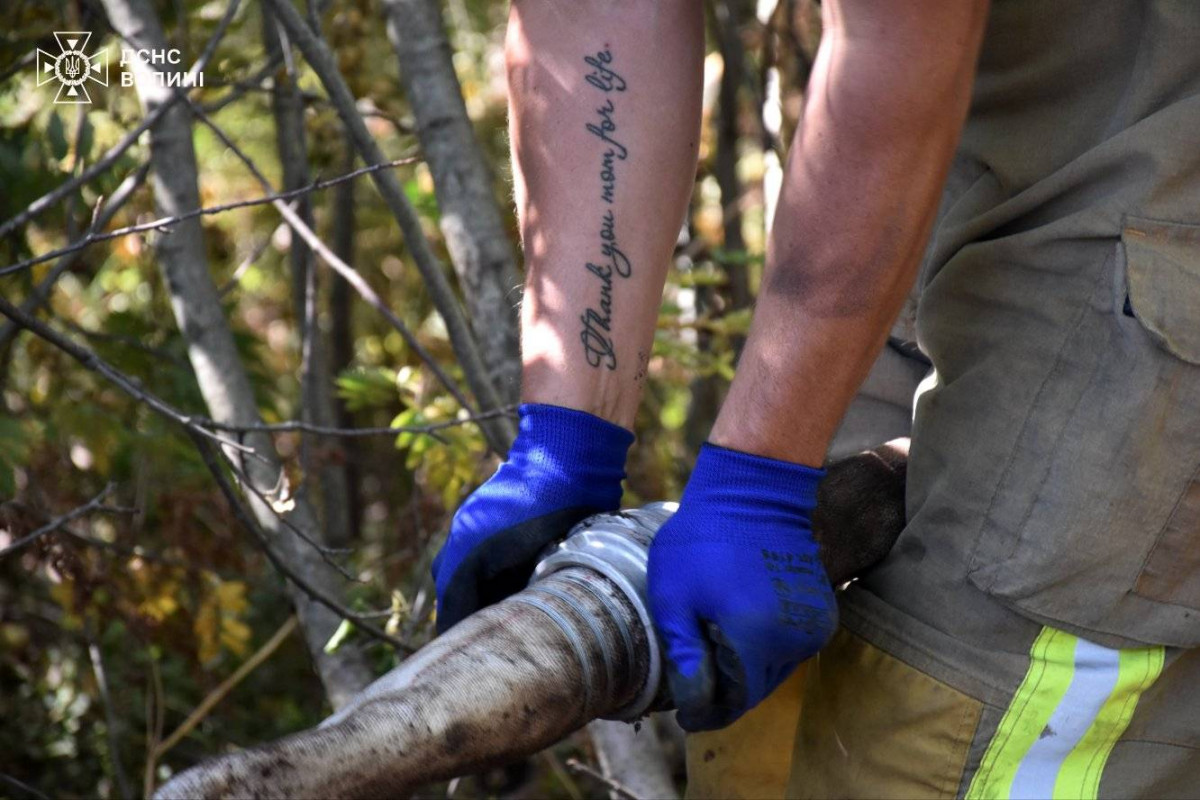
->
[1131, 460, 1200, 605]
[964, 251, 1113, 590]
[1122, 216, 1200, 366]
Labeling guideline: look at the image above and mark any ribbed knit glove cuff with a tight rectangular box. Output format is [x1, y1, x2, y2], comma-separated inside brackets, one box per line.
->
[664, 443, 825, 547]
[507, 404, 634, 507]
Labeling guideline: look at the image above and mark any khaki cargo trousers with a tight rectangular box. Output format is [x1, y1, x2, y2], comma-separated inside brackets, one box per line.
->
[686, 622, 1200, 799]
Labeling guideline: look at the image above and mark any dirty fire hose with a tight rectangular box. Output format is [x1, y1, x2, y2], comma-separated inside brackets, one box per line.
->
[155, 440, 908, 799]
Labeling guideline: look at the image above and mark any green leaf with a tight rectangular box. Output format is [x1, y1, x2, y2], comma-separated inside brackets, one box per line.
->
[336, 367, 398, 412]
[323, 619, 355, 653]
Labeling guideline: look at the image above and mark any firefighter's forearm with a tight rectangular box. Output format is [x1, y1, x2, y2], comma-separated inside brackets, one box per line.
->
[711, 0, 989, 465]
[507, 0, 703, 429]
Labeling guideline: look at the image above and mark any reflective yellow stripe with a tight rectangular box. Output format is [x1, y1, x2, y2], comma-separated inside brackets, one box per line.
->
[966, 628, 1076, 799]
[965, 627, 1164, 800]
[1052, 645, 1164, 799]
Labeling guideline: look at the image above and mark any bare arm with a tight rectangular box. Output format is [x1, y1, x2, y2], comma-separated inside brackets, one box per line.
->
[711, 0, 989, 464]
[507, 0, 704, 429]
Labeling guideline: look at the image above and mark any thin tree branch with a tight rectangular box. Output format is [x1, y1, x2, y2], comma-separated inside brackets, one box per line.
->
[565, 758, 642, 800]
[197, 53, 285, 115]
[153, 615, 299, 759]
[185, 102, 475, 413]
[0, 0, 241, 242]
[0, 294, 264, 460]
[218, 233, 273, 297]
[0, 158, 420, 278]
[0, 163, 150, 351]
[142, 648, 165, 798]
[0, 773, 51, 800]
[2, 277, 507, 456]
[542, 751, 585, 800]
[204, 406, 516, 438]
[88, 636, 134, 800]
[220, 455, 361, 581]
[2, 283, 390, 618]
[202, 76, 414, 134]
[189, 431, 415, 654]
[260, 0, 515, 453]
[0, 485, 138, 559]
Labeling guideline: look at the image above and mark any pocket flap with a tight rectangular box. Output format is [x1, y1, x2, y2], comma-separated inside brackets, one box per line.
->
[1123, 217, 1200, 365]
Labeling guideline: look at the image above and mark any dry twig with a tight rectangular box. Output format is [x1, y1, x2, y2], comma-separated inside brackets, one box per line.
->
[0, 158, 420, 278]
[261, 0, 515, 452]
[0, 485, 138, 559]
[189, 432, 414, 654]
[0, 0, 241, 242]
[565, 758, 643, 800]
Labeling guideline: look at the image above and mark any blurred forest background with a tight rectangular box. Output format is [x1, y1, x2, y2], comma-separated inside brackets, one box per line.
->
[0, 0, 820, 797]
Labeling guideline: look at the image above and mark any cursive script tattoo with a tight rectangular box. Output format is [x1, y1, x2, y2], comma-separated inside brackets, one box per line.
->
[580, 47, 632, 370]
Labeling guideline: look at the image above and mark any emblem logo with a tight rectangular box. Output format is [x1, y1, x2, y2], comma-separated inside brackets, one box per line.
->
[36, 32, 109, 104]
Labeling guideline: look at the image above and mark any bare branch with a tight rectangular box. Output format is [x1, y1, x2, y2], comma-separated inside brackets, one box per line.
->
[0, 163, 150, 351]
[217, 234, 273, 297]
[0, 0, 242, 242]
[220, 456, 362, 582]
[197, 54, 285, 115]
[202, 74, 414, 134]
[0, 485, 138, 559]
[205, 406, 517, 438]
[565, 758, 643, 800]
[0, 295, 264, 460]
[0, 773, 50, 800]
[87, 636, 134, 800]
[184, 101, 477, 414]
[153, 616, 300, 760]
[260, 0, 516, 453]
[3, 283, 509, 453]
[189, 431, 415, 654]
[0, 158, 420, 278]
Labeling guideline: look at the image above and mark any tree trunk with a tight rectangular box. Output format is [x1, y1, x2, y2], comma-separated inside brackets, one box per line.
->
[262, 0, 515, 453]
[329, 142, 362, 542]
[712, 0, 751, 316]
[262, 6, 354, 549]
[381, 0, 522, 405]
[100, 0, 372, 709]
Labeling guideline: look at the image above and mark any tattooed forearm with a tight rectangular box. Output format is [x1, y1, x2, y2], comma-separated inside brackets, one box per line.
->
[580, 47, 632, 370]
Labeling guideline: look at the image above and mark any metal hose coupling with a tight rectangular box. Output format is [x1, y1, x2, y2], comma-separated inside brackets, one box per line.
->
[525, 502, 677, 721]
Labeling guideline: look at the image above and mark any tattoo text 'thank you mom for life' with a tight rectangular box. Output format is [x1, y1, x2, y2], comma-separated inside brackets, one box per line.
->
[579, 47, 631, 371]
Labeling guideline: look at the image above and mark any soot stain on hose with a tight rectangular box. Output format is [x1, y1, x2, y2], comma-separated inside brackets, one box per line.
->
[443, 721, 470, 754]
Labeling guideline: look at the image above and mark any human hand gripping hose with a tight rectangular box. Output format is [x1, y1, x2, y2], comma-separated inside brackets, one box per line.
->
[648, 443, 838, 731]
[432, 403, 635, 634]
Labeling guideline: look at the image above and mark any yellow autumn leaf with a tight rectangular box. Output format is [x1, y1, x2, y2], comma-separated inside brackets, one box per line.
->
[195, 580, 251, 664]
[220, 617, 252, 656]
[138, 578, 181, 622]
[195, 597, 220, 664]
[216, 580, 249, 615]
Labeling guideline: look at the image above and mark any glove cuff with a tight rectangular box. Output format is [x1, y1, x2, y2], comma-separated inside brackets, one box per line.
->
[685, 442, 825, 514]
[508, 404, 634, 502]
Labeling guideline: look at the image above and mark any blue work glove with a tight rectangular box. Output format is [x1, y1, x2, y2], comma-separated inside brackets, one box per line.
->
[432, 403, 634, 634]
[648, 443, 837, 731]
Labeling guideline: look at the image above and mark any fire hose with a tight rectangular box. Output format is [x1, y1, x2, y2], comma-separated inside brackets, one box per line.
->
[155, 440, 908, 799]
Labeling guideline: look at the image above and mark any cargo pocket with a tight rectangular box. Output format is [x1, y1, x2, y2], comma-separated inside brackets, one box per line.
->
[1124, 217, 1200, 610]
[1123, 217, 1200, 365]
[963, 218, 1200, 641]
